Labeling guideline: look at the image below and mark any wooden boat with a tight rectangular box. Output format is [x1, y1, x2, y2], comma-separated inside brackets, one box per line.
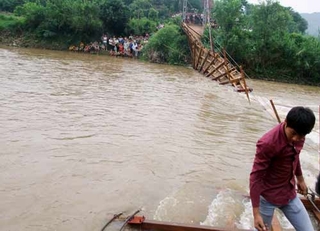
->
[102, 196, 320, 231]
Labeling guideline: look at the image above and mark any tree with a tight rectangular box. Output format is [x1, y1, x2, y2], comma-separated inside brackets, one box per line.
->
[211, 0, 250, 62]
[14, 2, 45, 30]
[148, 8, 159, 20]
[98, 0, 129, 35]
[126, 17, 157, 35]
[187, 0, 202, 13]
[129, 0, 152, 19]
[286, 7, 308, 34]
[14, 0, 102, 41]
[142, 24, 189, 64]
[250, 0, 295, 68]
[0, 0, 25, 12]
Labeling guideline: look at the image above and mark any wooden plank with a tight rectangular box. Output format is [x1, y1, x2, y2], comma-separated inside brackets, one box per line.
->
[223, 67, 240, 88]
[195, 48, 203, 71]
[300, 197, 320, 211]
[240, 66, 250, 103]
[199, 50, 210, 72]
[202, 53, 217, 74]
[132, 220, 250, 231]
[212, 67, 236, 81]
[212, 73, 227, 81]
[194, 43, 202, 68]
[206, 61, 225, 77]
[130, 218, 283, 231]
[300, 196, 320, 224]
[311, 209, 320, 222]
[181, 21, 252, 97]
[222, 50, 232, 85]
[191, 40, 196, 68]
[185, 23, 202, 38]
[228, 77, 242, 84]
[219, 80, 231, 85]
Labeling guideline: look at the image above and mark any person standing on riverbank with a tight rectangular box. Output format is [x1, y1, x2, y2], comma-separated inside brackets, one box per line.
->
[101, 34, 108, 50]
[250, 106, 316, 231]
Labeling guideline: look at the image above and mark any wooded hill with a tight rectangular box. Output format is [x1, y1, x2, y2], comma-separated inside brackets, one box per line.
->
[301, 12, 320, 37]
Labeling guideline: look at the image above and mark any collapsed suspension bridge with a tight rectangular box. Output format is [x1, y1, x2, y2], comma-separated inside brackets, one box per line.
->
[180, 0, 252, 102]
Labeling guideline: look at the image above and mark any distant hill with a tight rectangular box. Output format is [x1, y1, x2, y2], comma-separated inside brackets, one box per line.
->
[300, 12, 320, 36]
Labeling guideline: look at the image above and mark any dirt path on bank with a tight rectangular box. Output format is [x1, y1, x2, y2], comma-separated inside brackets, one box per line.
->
[188, 24, 205, 36]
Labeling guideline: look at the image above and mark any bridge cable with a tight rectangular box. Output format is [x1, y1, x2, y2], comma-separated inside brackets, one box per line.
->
[201, 28, 252, 80]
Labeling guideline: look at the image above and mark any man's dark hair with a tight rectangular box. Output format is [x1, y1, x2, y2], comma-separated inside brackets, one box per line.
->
[286, 106, 315, 135]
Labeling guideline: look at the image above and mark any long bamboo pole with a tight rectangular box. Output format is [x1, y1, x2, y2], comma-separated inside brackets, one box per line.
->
[269, 99, 281, 123]
[240, 66, 250, 103]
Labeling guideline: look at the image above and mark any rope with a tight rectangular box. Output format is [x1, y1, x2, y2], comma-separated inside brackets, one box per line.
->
[201, 28, 252, 79]
[119, 209, 141, 231]
[306, 192, 320, 213]
[101, 212, 123, 231]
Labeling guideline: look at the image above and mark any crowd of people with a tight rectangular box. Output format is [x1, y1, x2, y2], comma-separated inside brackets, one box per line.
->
[184, 13, 204, 25]
[68, 33, 150, 58]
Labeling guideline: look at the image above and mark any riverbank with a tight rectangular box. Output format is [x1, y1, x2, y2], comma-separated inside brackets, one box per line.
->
[0, 30, 68, 50]
[1, 31, 319, 87]
[0, 31, 148, 59]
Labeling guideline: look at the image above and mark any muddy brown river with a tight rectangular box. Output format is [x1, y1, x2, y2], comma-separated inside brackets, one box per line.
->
[0, 46, 319, 230]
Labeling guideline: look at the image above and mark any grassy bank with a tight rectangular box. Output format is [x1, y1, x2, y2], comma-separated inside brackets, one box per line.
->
[0, 15, 62, 49]
[0, 32, 71, 50]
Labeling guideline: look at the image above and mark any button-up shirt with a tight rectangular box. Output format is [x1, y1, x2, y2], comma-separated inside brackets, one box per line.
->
[250, 122, 304, 207]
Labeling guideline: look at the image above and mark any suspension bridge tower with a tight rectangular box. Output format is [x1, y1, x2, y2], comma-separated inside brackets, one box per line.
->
[202, 0, 213, 25]
[182, 0, 188, 22]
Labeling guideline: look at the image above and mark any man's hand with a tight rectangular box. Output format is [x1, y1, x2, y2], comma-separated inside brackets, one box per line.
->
[297, 175, 308, 195]
[253, 207, 268, 230]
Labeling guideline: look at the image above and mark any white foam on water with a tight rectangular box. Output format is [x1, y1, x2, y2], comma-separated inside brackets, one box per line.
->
[300, 149, 319, 172]
[236, 199, 253, 229]
[201, 190, 298, 229]
[307, 131, 319, 146]
[236, 199, 294, 229]
[200, 189, 244, 227]
[252, 95, 280, 122]
[153, 196, 178, 221]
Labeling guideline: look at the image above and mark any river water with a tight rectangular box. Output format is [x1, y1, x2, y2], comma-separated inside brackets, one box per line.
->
[0, 46, 319, 231]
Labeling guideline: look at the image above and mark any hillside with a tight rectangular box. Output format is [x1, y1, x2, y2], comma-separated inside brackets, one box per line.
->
[300, 12, 320, 36]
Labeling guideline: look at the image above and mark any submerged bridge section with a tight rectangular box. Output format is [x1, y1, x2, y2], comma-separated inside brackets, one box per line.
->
[181, 22, 252, 101]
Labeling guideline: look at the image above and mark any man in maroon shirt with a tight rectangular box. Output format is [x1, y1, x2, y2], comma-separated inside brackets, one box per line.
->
[250, 106, 316, 231]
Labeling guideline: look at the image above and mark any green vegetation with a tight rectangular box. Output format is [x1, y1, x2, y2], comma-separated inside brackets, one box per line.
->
[0, 0, 319, 85]
[0, 0, 184, 45]
[126, 17, 157, 35]
[0, 13, 24, 31]
[0, 0, 24, 12]
[204, 0, 320, 85]
[142, 23, 189, 64]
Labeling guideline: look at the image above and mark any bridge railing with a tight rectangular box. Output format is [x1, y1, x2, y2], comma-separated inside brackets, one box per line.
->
[181, 22, 252, 102]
